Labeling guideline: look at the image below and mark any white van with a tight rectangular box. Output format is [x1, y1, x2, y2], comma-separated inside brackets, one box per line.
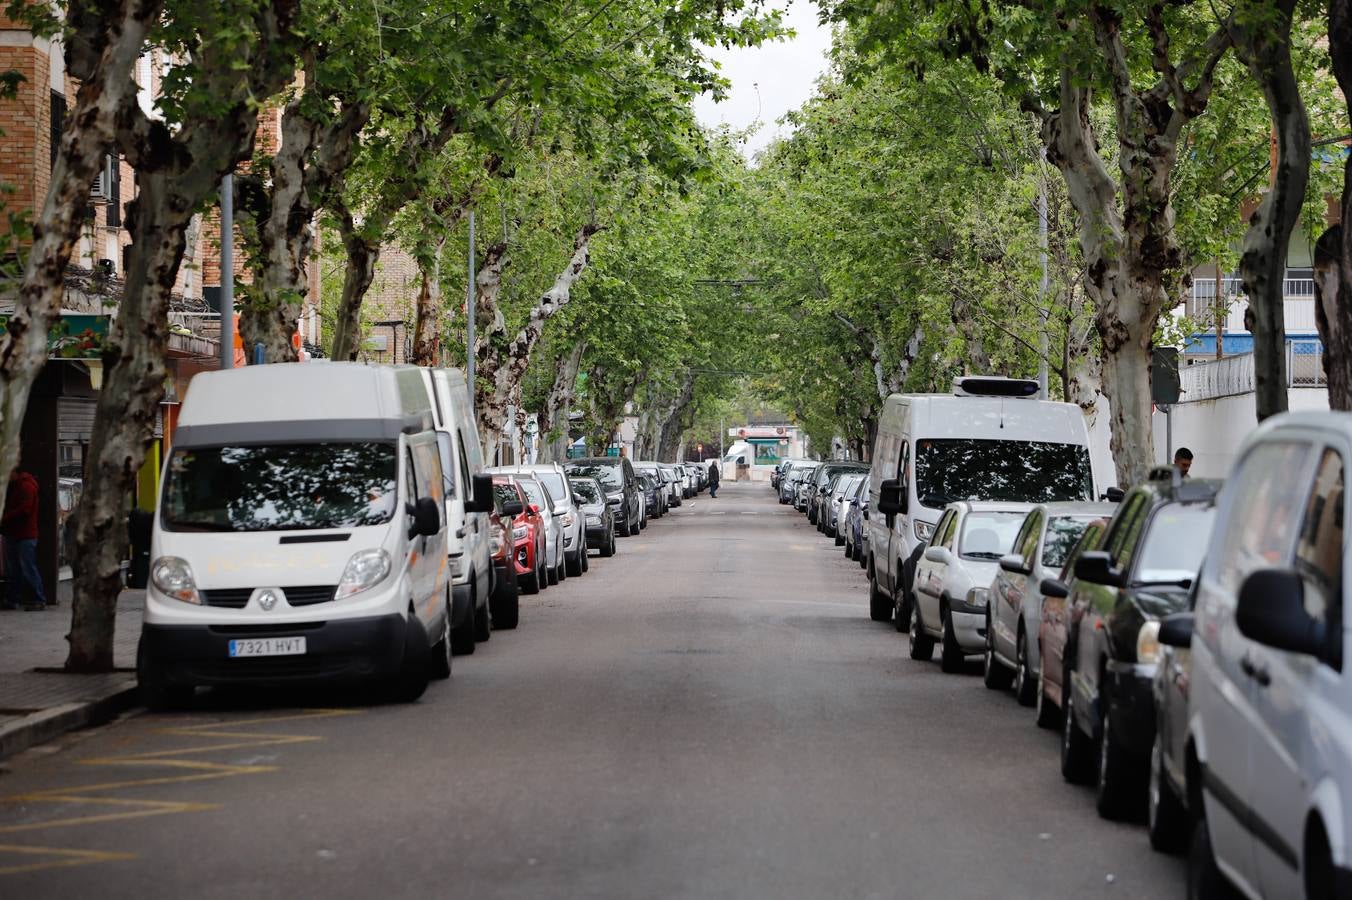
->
[418, 368, 493, 655]
[138, 363, 492, 709]
[868, 377, 1105, 628]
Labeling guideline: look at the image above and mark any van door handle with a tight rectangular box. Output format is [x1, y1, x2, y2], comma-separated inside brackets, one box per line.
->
[1241, 656, 1271, 687]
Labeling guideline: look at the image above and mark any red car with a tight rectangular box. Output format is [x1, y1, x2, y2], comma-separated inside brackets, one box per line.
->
[488, 485, 522, 629]
[493, 476, 547, 595]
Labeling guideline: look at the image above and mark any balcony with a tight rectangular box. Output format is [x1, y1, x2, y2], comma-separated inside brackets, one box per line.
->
[1187, 277, 1318, 336]
[1179, 339, 1325, 402]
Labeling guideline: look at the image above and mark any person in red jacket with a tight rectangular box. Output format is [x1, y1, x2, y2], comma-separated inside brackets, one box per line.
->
[2, 457, 47, 610]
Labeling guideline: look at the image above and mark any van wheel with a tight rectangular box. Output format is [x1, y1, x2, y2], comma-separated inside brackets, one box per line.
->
[940, 608, 965, 673]
[138, 644, 194, 712]
[388, 615, 431, 703]
[566, 550, 583, 578]
[490, 576, 519, 630]
[909, 603, 935, 661]
[1148, 735, 1187, 853]
[1188, 810, 1241, 900]
[1060, 673, 1095, 784]
[451, 605, 476, 655]
[474, 600, 491, 642]
[868, 567, 891, 622]
[429, 611, 452, 680]
[1304, 819, 1336, 900]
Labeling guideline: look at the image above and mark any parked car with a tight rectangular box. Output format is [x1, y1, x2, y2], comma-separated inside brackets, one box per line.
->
[982, 502, 1115, 705]
[486, 482, 525, 629]
[1162, 412, 1352, 899]
[843, 478, 870, 566]
[809, 462, 868, 527]
[868, 376, 1104, 629]
[633, 463, 669, 516]
[779, 465, 806, 505]
[908, 501, 1031, 673]
[495, 475, 545, 594]
[1058, 472, 1220, 821]
[828, 474, 867, 543]
[1146, 580, 1197, 854]
[139, 364, 494, 709]
[569, 476, 616, 558]
[1036, 519, 1111, 728]
[565, 457, 642, 536]
[658, 463, 684, 507]
[495, 471, 566, 586]
[638, 472, 665, 521]
[495, 463, 587, 577]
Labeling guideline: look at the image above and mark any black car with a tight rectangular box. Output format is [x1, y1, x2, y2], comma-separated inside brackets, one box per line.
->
[638, 472, 665, 520]
[1059, 471, 1221, 820]
[569, 476, 616, 557]
[565, 457, 641, 536]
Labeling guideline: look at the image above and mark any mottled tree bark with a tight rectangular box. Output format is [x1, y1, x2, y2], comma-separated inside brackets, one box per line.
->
[411, 237, 447, 366]
[0, 0, 156, 498]
[537, 340, 586, 463]
[1319, 0, 1352, 409]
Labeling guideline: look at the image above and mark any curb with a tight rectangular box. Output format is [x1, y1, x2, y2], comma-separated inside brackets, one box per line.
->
[0, 681, 140, 761]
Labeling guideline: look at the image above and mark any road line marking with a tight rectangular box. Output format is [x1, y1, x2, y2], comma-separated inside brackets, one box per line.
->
[0, 843, 137, 876]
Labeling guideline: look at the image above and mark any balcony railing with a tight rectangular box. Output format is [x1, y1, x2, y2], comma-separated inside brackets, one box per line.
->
[1178, 339, 1325, 402]
[1186, 278, 1318, 335]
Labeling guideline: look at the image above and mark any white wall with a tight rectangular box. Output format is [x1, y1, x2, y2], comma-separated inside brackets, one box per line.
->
[1150, 389, 1329, 479]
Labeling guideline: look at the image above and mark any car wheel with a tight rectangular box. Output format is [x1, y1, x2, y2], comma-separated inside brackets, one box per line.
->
[843, 537, 852, 558]
[547, 560, 560, 585]
[388, 614, 431, 703]
[581, 549, 589, 572]
[490, 575, 519, 630]
[601, 531, 616, 558]
[1304, 819, 1337, 900]
[1060, 673, 1095, 784]
[566, 549, 583, 578]
[138, 644, 194, 712]
[557, 555, 567, 583]
[858, 546, 868, 570]
[1188, 810, 1242, 900]
[1148, 734, 1188, 853]
[1095, 696, 1137, 820]
[428, 608, 453, 679]
[451, 599, 476, 655]
[894, 589, 912, 634]
[520, 564, 540, 595]
[834, 529, 844, 546]
[868, 566, 892, 622]
[537, 559, 548, 591]
[940, 607, 965, 674]
[983, 613, 1014, 689]
[473, 599, 491, 643]
[1034, 647, 1060, 729]
[1014, 626, 1037, 707]
[909, 601, 935, 661]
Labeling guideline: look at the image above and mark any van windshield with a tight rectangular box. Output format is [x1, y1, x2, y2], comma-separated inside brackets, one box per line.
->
[915, 439, 1093, 507]
[163, 442, 398, 532]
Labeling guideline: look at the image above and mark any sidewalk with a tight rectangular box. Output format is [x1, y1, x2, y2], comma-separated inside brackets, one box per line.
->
[0, 581, 143, 759]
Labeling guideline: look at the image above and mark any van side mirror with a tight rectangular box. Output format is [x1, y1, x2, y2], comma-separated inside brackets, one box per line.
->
[500, 499, 524, 517]
[408, 496, 441, 539]
[1102, 486, 1126, 503]
[1040, 577, 1069, 600]
[1158, 612, 1194, 649]
[1236, 569, 1333, 663]
[465, 473, 494, 513]
[999, 553, 1030, 575]
[1074, 551, 1124, 587]
[878, 479, 903, 524]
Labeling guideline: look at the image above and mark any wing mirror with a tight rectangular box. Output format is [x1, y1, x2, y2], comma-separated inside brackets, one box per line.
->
[407, 496, 441, 539]
[465, 473, 494, 513]
[923, 546, 950, 564]
[1074, 551, 1124, 587]
[878, 479, 903, 525]
[1158, 611, 1194, 649]
[1102, 486, 1126, 503]
[529, 503, 541, 515]
[999, 553, 1031, 575]
[1237, 569, 1337, 665]
[1040, 577, 1069, 600]
[500, 499, 524, 517]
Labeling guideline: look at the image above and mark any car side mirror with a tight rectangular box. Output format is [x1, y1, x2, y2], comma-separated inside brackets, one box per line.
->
[408, 496, 441, 539]
[529, 503, 541, 515]
[924, 546, 950, 564]
[500, 499, 524, 517]
[465, 473, 494, 513]
[607, 496, 622, 507]
[999, 553, 1031, 575]
[1158, 611, 1194, 649]
[1040, 577, 1069, 600]
[1102, 486, 1126, 503]
[1074, 551, 1123, 587]
[1236, 568, 1332, 662]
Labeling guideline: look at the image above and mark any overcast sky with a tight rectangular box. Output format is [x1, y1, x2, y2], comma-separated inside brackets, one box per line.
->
[693, 1, 833, 161]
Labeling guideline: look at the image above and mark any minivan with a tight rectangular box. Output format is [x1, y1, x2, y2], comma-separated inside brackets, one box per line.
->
[138, 363, 493, 709]
[871, 377, 1106, 629]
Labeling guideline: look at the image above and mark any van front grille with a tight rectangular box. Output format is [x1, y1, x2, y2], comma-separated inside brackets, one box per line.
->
[202, 588, 252, 609]
[200, 586, 337, 608]
[284, 585, 338, 606]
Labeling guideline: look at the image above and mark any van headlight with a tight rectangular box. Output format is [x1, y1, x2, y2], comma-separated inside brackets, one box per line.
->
[151, 556, 201, 605]
[1137, 620, 1162, 665]
[914, 520, 935, 542]
[336, 549, 392, 600]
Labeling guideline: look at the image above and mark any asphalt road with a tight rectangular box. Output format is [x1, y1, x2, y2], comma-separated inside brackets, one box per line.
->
[0, 481, 1183, 898]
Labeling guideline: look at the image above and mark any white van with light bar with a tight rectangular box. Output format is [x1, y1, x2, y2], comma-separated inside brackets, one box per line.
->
[867, 376, 1109, 629]
[138, 363, 493, 709]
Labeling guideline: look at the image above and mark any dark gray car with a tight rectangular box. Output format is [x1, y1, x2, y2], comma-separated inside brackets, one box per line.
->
[565, 457, 641, 536]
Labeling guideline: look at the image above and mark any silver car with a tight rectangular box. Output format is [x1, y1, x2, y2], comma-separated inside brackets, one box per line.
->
[982, 502, 1115, 705]
[490, 470, 567, 586]
[828, 474, 866, 543]
[495, 464, 588, 577]
[909, 501, 1032, 673]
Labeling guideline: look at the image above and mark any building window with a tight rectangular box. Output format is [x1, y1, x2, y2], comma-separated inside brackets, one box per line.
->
[105, 156, 121, 228]
[50, 90, 66, 170]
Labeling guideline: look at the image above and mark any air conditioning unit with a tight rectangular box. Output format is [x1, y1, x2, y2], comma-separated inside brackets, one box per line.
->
[952, 376, 1041, 398]
[89, 155, 114, 204]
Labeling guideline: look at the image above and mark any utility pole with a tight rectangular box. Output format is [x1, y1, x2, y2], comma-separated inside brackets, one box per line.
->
[466, 209, 476, 413]
[1036, 150, 1049, 399]
[220, 174, 234, 370]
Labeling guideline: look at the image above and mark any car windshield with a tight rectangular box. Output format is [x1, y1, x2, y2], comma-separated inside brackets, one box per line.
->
[569, 463, 622, 490]
[1041, 516, 1097, 569]
[163, 442, 398, 532]
[960, 511, 1026, 560]
[536, 471, 568, 504]
[915, 439, 1093, 507]
[1134, 503, 1217, 585]
[570, 480, 601, 504]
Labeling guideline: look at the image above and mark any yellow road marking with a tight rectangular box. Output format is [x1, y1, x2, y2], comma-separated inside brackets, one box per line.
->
[0, 708, 360, 876]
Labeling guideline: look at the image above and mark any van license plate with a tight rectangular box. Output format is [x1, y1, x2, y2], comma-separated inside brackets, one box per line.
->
[228, 637, 307, 658]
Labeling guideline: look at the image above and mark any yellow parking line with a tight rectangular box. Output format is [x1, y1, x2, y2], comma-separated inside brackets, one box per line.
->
[0, 844, 138, 876]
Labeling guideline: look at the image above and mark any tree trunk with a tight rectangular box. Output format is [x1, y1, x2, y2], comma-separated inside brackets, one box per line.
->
[656, 373, 696, 462]
[1319, 0, 1352, 409]
[1234, 1, 1307, 420]
[329, 204, 379, 360]
[412, 238, 446, 366]
[0, 0, 153, 495]
[471, 243, 510, 454]
[538, 341, 586, 463]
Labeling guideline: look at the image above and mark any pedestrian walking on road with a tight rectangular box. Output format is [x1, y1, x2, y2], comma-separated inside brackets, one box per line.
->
[2, 456, 47, 610]
[708, 460, 720, 498]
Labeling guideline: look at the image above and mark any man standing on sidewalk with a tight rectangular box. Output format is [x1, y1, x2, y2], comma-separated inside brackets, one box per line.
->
[3, 458, 47, 611]
[708, 460, 720, 498]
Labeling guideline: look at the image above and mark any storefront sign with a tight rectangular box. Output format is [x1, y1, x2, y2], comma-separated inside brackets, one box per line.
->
[0, 314, 111, 359]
